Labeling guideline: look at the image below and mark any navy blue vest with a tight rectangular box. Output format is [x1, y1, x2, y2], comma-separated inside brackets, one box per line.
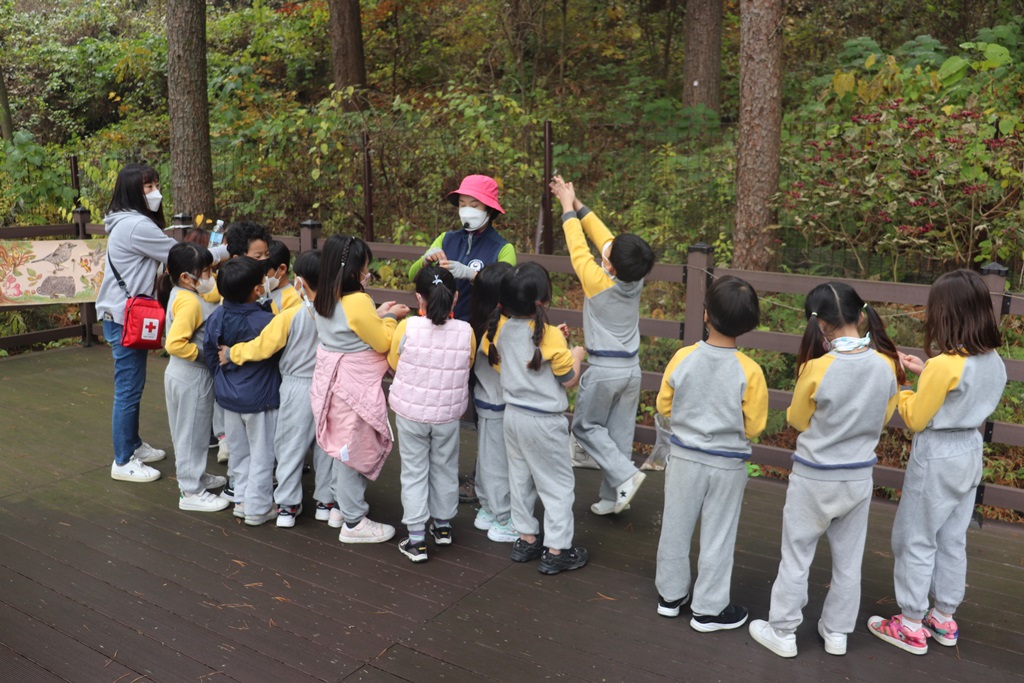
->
[440, 226, 510, 321]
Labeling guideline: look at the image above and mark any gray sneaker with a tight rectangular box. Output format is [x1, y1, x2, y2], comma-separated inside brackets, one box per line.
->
[133, 442, 166, 463]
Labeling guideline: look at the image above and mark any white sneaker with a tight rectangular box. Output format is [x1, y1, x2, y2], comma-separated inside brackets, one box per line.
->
[338, 517, 395, 544]
[590, 499, 630, 515]
[233, 503, 245, 519]
[245, 509, 278, 526]
[613, 471, 646, 514]
[315, 502, 337, 521]
[179, 490, 230, 512]
[133, 442, 166, 463]
[749, 619, 797, 658]
[817, 619, 847, 656]
[327, 507, 344, 529]
[569, 434, 601, 469]
[474, 508, 496, 530]
[111, 457, 161, 483]
[216, 436, 229, 464]
[486, 518, 518, 543]
[200, 472, 227, 490]
[276, 504, 302, 528]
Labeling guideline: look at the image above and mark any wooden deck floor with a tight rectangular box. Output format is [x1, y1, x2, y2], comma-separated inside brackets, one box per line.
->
[1, 345, 1023, 682]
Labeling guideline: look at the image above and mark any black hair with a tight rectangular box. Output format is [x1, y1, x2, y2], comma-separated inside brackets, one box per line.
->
[313, 235, 373, 317]
[797, 281, 906, 384]
[267, 239, 291, 273]
[924, 269, 1002, 357]
[157, 242, 214, 309]
[415, 264, 457, 325]
[471, 261, 513, 342]
[108, 163, 165, 229]
[224, 221, 271, 258]
[705, 275, 760, 339]
[293, 249, 321, 291]
[608, 233, 655, 283]
[488, 261, 551, 370]
[216, 256, 265, 304]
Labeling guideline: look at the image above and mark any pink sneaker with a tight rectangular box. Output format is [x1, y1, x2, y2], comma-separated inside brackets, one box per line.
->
[867, 614, 928, 655]
[923, 612, 958, 647]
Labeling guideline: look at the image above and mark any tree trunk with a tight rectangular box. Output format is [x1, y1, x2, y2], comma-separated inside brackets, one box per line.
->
[166, 0, 215, 218]
[0, 65, 13, 143]
[680, 0, 722, 114]
[329, 0, 367, 110]
[733, 0, 782, 271]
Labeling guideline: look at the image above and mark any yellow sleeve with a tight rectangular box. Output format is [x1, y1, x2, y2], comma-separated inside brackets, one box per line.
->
[563, 215, 614, 299]
[280, 286, 302, 311]
[387, 318, 409, 371]
[343, 293, 399, 353]
[898, 353, 964, 432]
[656, 346, 696, 417]
[540, 323, 575, 379]
[497, 243, 517, 266]
[580, 211, 615, 257]
[879, 353, 900, 424]
[479, 315, 506, 373]
[468, 329, 477, 366]
[200, 282, 222, 304]
[164, 293, 204, 362]
[228, 307, 295, 365]
[408, 233, 447, 279]
[737, 353, 769, 439]
[787, 356, 832, 432]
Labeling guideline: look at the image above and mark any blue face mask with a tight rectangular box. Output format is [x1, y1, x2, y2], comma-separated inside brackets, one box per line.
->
[830, 333, 871, 352]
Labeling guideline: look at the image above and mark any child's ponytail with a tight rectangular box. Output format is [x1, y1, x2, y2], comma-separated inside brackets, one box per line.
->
[414, 264, 456, 326]
[863, 303, 906, 384]
[156, 271, 174, 311]
[796, 311, 828, 372]
[486, 305, 502, 366]
[527, 301, 548, 370]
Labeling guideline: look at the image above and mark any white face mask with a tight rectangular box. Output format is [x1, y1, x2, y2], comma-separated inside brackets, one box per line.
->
[194, 275, 215, 295]
[265, 274, 280, 291]
[145, 189, 162, 212]
[459, 206, 489, 231]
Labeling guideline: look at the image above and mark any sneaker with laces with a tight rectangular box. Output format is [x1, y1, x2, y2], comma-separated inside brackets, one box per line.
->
[817, 619, 847, 655]
[327, 507, 344, 529]
[200, 472, 227, 490]
[133, 442, 166, 463]
[613, 471, 646, 514]
[219, 482, 237, 503]
[590, 499, 630, 515]
[245, 509, 278, 526]
[216, 436, 229, 464]
[399, 537, 429, 563]
[276, 504, 302, 528]
[691, 604, 748, 632]
[657, 593, 690, 618]
[868, 614, 928, 655]
[510, 536, 545, 562]
[429, 522, 453, 545]
[338, 517, 396, 544]
[923, 611, 958, 647]
[487, 518, 518, 543]
[749, 619, 797, 658]
[179, 490, 230, 512]
[111, 457, 161, 483]
[474, 508, 496, 530]
[315, 501, 337, 522]
[538, 546, 589, 574]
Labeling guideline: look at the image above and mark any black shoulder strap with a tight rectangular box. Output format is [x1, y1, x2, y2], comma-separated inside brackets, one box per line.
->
[106, 248, 132, 298]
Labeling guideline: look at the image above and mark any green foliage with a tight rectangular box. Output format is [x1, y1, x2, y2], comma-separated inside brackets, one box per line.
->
[0, 132, 77, 225]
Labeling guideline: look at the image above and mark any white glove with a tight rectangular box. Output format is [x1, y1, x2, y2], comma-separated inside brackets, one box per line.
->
[444, 260, 477, 281]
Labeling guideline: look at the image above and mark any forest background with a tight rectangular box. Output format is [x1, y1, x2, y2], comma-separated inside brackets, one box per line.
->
[1, 0, 1024, 513]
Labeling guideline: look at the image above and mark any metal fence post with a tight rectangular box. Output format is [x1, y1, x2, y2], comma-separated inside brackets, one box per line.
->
[170, 213, 192, 242]
[542, 120, 553, 255]
[683, 243, 715, 345]
[72, 206, 91, 239]
[300, 219, 322, 253]
[70, 154, 81, 208]
[980, 262, 1010, 323]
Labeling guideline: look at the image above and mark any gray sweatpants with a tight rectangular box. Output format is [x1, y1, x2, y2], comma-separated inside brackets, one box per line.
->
[571, 364, 642, 501]
[332, 459, 370, 525]
[768, 473, 872, 635]
[892, 429, 982, 620]
[655, 454, 747, 616]
[395, 415, 460, 531]
[504, 407, 576, 550]
[274, 375, 329, 507]
[164, 359, 215, 495]
[312, 442, 334, 505]
[475, 408, 511, 524]
[224, 409, 278, 517]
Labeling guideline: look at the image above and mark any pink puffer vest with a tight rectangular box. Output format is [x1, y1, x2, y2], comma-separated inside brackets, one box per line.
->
[389, 316, 472, 424]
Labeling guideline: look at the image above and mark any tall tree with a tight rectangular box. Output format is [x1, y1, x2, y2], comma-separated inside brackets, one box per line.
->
[329, 0, 367, 109]
[167, 0, 214, 218]
[680, 0, 722, 113]
[0, 65, 12, 143]
[733, 0, 781, 270]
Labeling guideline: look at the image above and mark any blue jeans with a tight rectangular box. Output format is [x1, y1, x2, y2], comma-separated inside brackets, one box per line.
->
[104, 320, 148, 465]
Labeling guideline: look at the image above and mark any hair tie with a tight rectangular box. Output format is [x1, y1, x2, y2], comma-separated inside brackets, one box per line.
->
[341, 262, 346, 267]
[432, 275, 443, 285]
[862, 303, 868, 312]
[809, 311, 818, 318]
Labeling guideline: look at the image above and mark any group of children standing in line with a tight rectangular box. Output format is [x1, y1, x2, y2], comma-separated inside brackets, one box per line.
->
[149, 173, 1006, 658]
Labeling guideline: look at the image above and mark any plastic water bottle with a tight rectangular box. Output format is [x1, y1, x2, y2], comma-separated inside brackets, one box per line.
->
[209, 219, 225, 247]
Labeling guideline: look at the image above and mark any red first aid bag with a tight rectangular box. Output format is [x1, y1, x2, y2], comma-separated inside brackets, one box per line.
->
[121, 295, 165, 350]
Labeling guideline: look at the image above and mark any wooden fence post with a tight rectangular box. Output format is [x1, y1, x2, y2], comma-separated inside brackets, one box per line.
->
[683, 243, 714, 345]
[170, 213, 191, 242]
[300, 219, 322, 253]
[72, 206, 90, 239]
[980, 262, 1010, 323]
[362, 131, 374, 243]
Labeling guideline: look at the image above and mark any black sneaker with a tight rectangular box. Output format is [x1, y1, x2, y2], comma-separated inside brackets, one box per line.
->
[538, 546, 589, 575]
[208, 432, 219, 448]
[428, 522, 453, 545]
[657, 593, 690, 618]
[458, 475, 478, 504]
[399, 538, 428, 563]
[690, 604, 748, 632]
[510, 536, 545, 562]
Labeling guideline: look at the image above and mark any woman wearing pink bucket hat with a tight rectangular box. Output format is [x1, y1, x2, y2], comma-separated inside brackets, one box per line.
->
[409, 174, 517, 322]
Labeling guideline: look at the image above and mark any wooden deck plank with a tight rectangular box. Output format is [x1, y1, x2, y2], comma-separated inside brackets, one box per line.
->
[0, 649, 68, 683]
[369, 644, 479, 682]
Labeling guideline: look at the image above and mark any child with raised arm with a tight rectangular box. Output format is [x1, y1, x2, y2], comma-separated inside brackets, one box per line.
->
[655, 276, 767, 631]
[549, 176, 655, 515]
[750, 282, 902, 658]
[868, 269, 1006, 655]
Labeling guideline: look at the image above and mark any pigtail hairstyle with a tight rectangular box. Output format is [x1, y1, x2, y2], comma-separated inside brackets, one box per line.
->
[924, 269, 1002, 357]
[485, 305, 503, 366]
[157, 242, 213, 310]
[863, 302, 906, 384]
[314, 235, 373, 318]
[108, 163, 165, 229]
[471, 261, 513, 341]
[414, 264, 456, 325]
[499, 262, 553, 371]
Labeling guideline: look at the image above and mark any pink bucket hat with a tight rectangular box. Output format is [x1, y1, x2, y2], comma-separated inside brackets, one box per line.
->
[447, 174, 505, 214]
